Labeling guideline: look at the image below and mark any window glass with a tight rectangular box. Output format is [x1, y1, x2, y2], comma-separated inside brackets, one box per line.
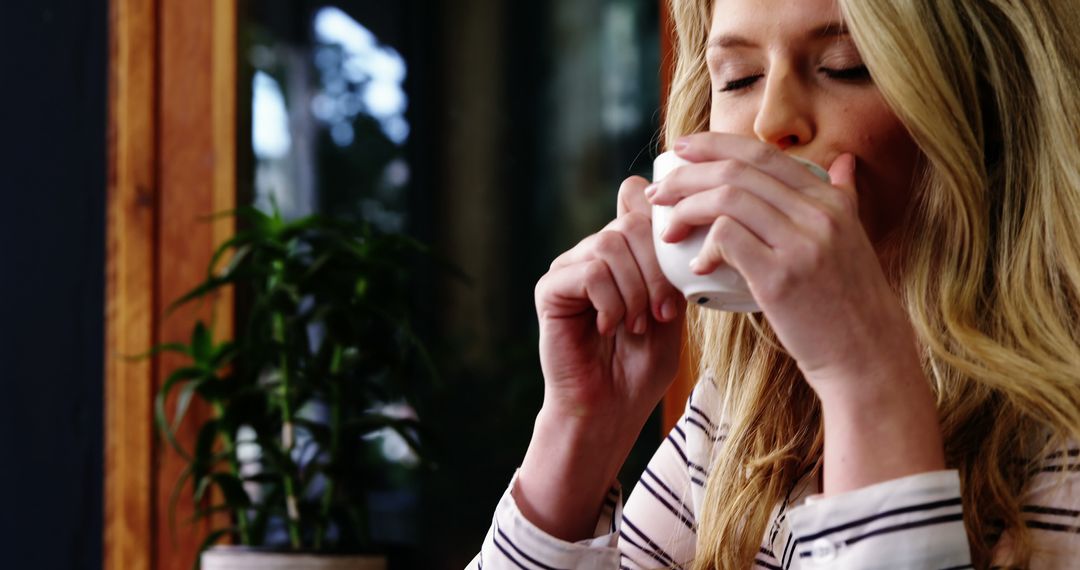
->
[240, 1, 661, 565]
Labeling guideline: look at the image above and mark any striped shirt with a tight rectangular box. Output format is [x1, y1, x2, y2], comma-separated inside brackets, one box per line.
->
[469, 378, 1080, 568]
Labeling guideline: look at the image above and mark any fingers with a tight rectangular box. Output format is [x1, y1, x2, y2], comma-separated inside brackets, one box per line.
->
[673, 133, 826, 190]
[691, 215, 774, 280]
[649, 158, 820, 221]
[826, 153, 860, 216]
[658, 183, 801, 248]
[546, 230, 649, 334]
[551, 213, 682, 324]
[536, 259, 625, 336]
[603, 214, 683, 322]
[617, 176, 651, 217]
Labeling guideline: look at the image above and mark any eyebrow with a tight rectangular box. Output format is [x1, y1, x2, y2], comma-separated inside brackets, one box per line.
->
[707, 22, 850, 50]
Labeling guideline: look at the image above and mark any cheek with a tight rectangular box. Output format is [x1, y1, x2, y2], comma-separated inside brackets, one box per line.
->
[837, 104, 922, 242]
[709, 98, 758, 135]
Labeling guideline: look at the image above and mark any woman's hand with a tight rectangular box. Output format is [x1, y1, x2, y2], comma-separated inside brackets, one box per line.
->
[516, 175, 686, 541]
[534, 176, 687, 428]
[648, 133, 943, 496]
[648, 133, 919, 392]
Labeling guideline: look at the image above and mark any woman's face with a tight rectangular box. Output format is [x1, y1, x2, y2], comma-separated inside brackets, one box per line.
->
[707, 0, 921, 249]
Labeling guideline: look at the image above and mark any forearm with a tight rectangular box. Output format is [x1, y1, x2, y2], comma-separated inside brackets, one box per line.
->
[513, 405, 644, 541]
[817, 357, 946, 496]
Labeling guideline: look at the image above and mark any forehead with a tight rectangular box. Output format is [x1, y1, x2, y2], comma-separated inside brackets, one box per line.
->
[710, 0, 844, 41]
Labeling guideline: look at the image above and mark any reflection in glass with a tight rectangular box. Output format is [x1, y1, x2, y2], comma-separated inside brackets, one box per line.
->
[241, 1, 419, 553]
[312, 6, 409, 147]
[240, 1, 661, 566]
[247, 4, 409, 229]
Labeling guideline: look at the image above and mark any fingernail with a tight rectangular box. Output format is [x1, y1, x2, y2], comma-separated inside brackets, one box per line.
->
[674, 137, 690, 153]
[661, 297, 678, 321]
[632, 314, 647, 335]
[644, 184, 658, 199]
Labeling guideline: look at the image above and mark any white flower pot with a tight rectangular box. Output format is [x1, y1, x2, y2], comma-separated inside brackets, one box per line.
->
[200, 546, 387, 570]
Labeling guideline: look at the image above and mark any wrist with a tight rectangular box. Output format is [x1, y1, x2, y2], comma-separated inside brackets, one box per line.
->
[535, 402, 646, 448]
[816, 362, 945, 495]
[806, 321, 926, 407]
[514, 406, 645, 541]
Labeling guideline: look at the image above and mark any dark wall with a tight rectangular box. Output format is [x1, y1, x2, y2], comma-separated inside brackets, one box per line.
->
[0, 1, 107, 569]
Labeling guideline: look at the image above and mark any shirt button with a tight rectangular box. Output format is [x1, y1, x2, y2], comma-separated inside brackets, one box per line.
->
[811, 538, 838, 562]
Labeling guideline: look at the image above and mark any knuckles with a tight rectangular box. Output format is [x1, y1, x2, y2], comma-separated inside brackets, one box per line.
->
[712, 215, 738, 240]
[714, 158, 749, 181]
[592, 230, 626, 256]
[618, 211, 651, 235]
[582, 258, 611, 286]
[805, 207, 841, 237]
[710, 184, 742, 212]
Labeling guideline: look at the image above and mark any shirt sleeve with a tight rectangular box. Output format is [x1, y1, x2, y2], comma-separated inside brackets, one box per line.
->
[466, 379, 719, 570]
[465, 469, 623, 569]
[990, 444, 1080, 567]
[618, 380, 719, 569]
[785, 470, 972, 569]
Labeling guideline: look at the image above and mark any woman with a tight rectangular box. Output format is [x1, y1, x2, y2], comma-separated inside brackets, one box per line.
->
[471, 0, 1080, 567]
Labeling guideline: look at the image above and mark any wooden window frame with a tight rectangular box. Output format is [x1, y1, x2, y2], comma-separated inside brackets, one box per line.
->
[105, 1, 237, 568]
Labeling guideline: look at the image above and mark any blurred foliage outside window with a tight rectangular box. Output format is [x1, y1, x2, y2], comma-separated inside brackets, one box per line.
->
[240, 1, 661, 566]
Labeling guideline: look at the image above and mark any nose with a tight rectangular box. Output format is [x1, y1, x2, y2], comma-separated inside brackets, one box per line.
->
[753, 63, 813, 150]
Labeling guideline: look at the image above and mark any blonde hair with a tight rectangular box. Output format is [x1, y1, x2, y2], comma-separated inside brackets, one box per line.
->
[663, 0, 1080, 568]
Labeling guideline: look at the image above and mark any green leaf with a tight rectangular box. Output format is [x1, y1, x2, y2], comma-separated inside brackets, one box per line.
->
[248, 484, 282, 546]
[167, 461, 196, 544]
[171, 378, 203, 436]
[191, 322, 212, 363]
[194, 472, 252, 508]
[155, 366, 210, 460]
[192, 419, 223, 485]
[164, 276, 232, 317]
[210, 341, 237, 369]
[206, 232, 256, 278]
[187, 503, 236, 524]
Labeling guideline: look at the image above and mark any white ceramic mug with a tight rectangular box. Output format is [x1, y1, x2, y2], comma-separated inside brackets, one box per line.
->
[651, 151, 831, 312]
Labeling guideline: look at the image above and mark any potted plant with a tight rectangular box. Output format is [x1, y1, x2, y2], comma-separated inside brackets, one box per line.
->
[151, 205, 437, 569]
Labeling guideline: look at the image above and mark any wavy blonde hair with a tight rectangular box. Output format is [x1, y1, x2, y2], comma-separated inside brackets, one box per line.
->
[663, 0, 1080, 568]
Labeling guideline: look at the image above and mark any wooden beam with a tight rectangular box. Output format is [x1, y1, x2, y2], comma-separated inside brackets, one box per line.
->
[156, 0, 236, 568]
[212, 0, 238, 276]
[104, 0, 158, 568]
[106, 0, 237, 568]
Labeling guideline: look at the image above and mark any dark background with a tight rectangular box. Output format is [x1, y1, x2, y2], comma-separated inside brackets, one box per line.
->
[0, 0, 662, 566]
[0, 0, 108, 569]
[239, 1, 662, 565]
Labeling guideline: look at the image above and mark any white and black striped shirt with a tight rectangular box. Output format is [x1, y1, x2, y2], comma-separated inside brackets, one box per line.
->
[469, 378, 1080, 568]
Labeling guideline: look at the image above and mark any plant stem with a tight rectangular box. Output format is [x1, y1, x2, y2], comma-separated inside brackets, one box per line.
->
[273, 311, 303, 550]
[314, 344, 344, 551]
[213, 402, 252, 545]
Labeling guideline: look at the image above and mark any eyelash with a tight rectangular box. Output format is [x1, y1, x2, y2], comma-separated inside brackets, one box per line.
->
[719, 65, 871, 92]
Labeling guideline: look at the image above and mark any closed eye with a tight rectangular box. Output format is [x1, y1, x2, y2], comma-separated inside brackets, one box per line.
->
[719, 65, 870, 94]
[820, 65, 871, 81]
[719, 74, 764, 92]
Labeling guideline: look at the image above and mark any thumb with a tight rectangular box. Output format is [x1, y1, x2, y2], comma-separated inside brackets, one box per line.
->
[617, 175, 651, 217]
[828, 153, 857, 195]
